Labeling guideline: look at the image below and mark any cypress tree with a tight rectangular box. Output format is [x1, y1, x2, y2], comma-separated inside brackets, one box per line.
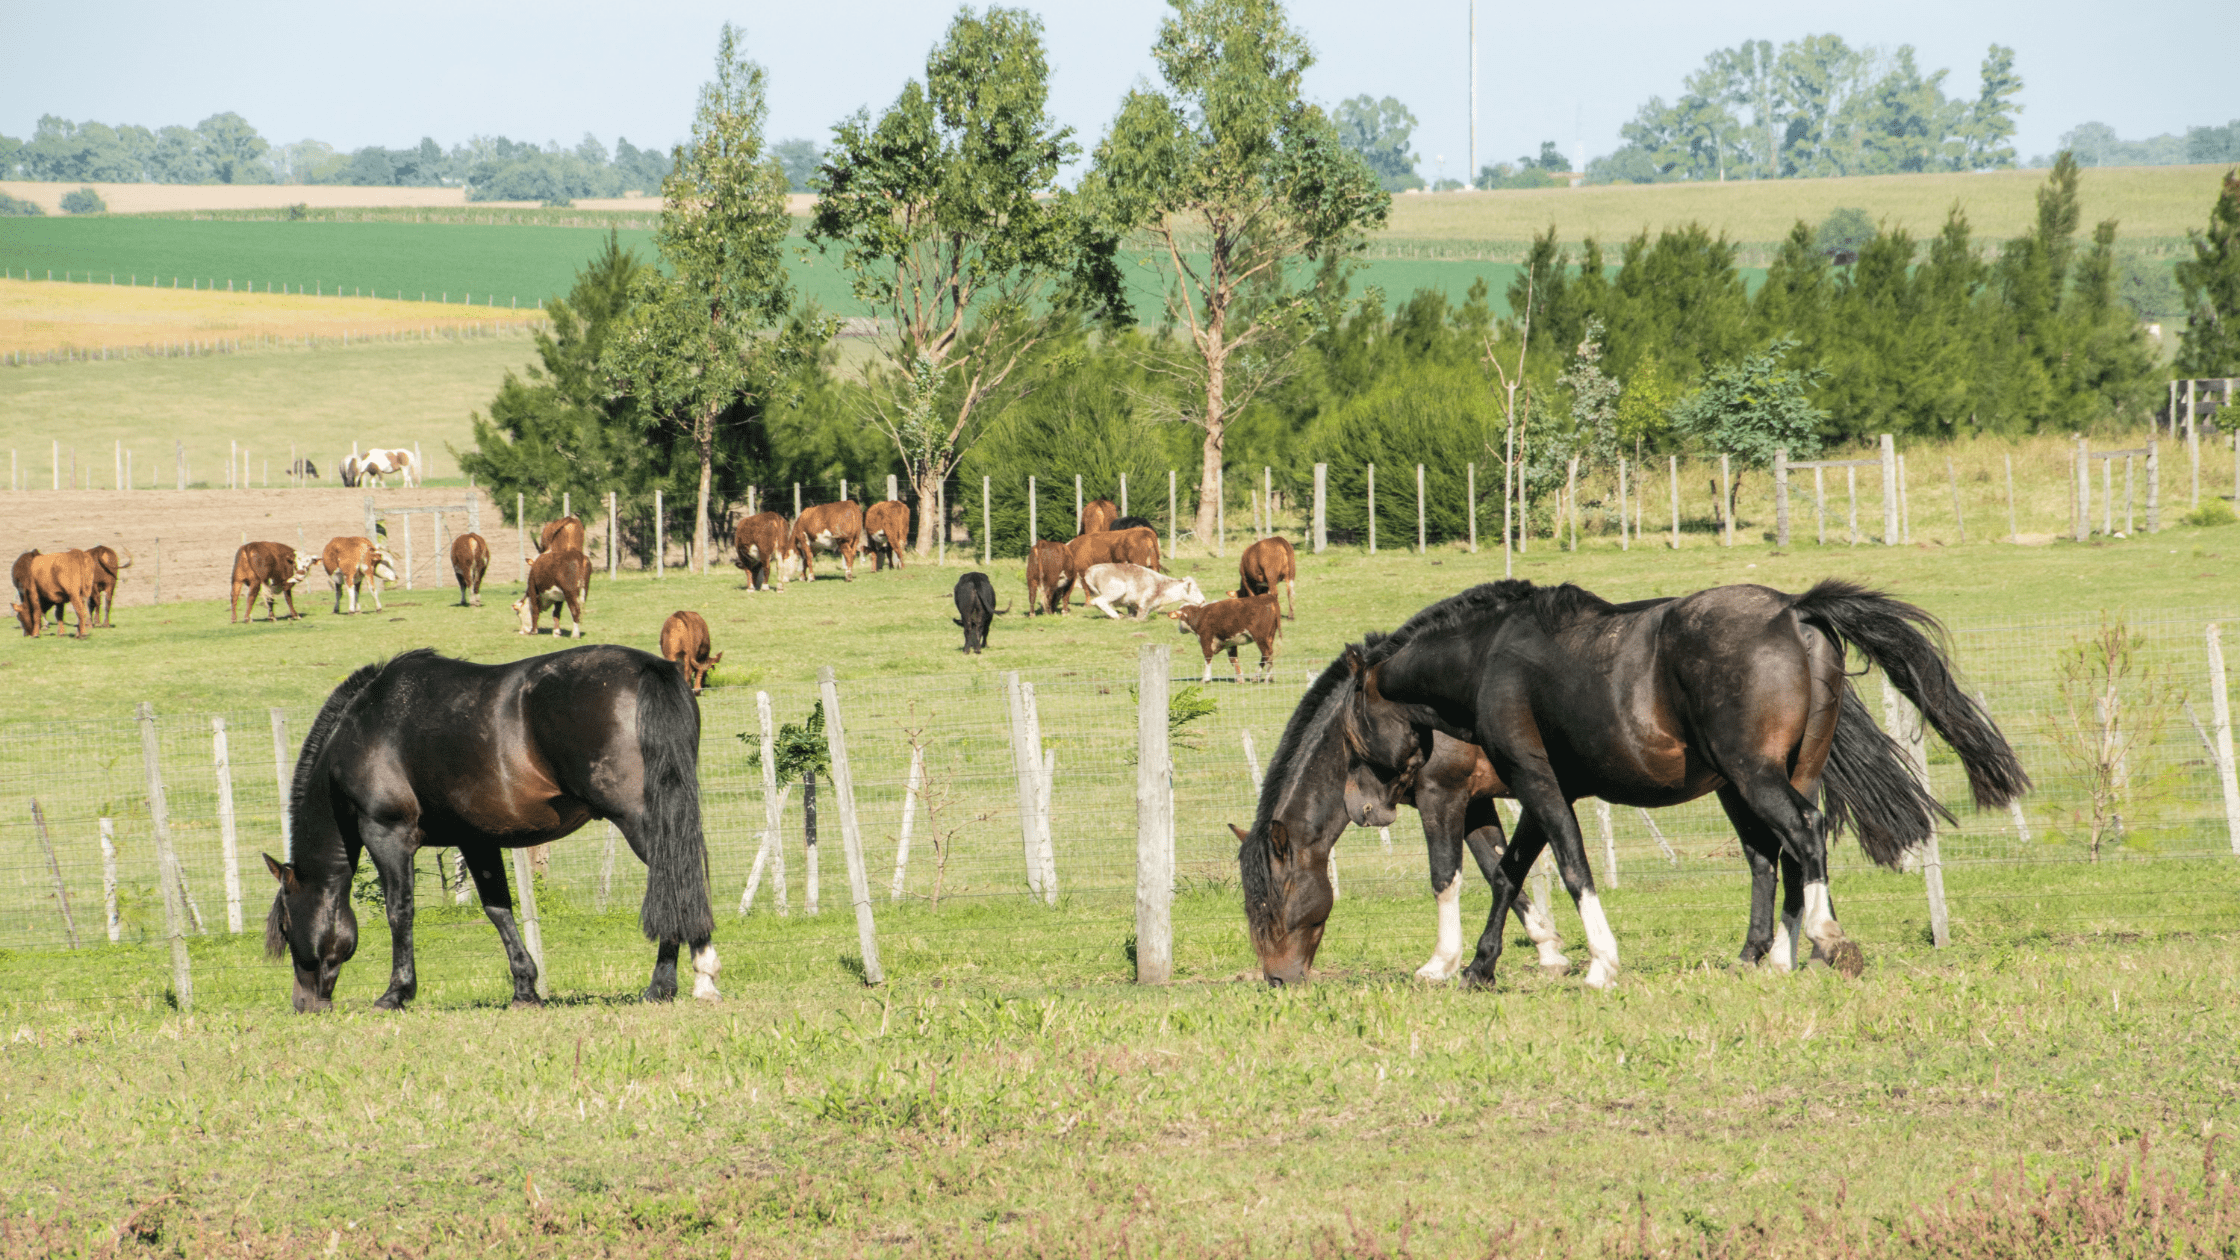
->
[2176, 169, 2240, 377]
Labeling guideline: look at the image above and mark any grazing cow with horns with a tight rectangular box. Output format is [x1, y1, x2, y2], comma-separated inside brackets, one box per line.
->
[789, 500, 865, 582]
[1024, 540, 1072, 615]
[659, 610, 723, 693]
[731, 511, 789, 591]
[1173, 592, 1281, 683]
[12, 549, 97, 638]
[231, 543, 315, 624]
[322, 536, 398, 615]
[515, 549, 591, 637]
[952, 572, 1007, 654]
[864, 500, 910, 571]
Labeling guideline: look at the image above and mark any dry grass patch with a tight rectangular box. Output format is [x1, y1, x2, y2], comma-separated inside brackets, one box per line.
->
[0, 278, 536, 356]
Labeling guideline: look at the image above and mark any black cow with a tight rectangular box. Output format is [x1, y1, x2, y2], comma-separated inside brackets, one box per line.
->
[951, 571, 1008, 655]
[1112, 515, 1155, 532]
[289, 458, 319, 480]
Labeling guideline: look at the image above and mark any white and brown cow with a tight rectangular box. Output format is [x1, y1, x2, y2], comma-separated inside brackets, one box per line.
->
[358, 448, 417, 487]
[658, 610, 723, 693]
[1172, 592, 1282, 683]
[1079, 562, 1205, 621]
[788, 500, 865, 582]
[451, 532, 490, 607]
[514, 549, 591, 637]
[230, 542, 316, 624]
[321, 536, 399, 614]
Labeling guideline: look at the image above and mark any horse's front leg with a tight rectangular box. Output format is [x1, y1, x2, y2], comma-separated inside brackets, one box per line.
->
[462, 845, 541, 1006]
[1499, 755, 1620, 989]
[1413, 784, 1473, 982]
[365, 828, 421, 1010]
[1459, 811, 1545, 988]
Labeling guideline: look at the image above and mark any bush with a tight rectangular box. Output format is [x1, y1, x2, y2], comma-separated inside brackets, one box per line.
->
[58, 186, 105, 215]
[2183, 499, 2238, 527]
[0, 191, 42, 217]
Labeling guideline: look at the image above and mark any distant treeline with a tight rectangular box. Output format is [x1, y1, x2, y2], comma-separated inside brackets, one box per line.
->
[2032, 120, 2240, 169]
[0, 114, 677, 203]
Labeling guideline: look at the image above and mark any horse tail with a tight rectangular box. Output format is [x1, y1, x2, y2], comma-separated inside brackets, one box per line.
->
[1820, 682, 1951, 869]
[1792, 578, 2030, 810]
[635, 656, 714, 945]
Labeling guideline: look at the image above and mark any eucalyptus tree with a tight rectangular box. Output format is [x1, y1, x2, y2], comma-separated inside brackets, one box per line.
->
[1084, 0, 1387, 544]
[602, 24, 820, 572]
[809, 6, 1119, 555]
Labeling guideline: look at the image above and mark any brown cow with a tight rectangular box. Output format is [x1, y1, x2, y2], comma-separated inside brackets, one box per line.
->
[1061, 526, 1162, 605]
[84, 545, 130, 627]
[321, 536, 399, 614]
[451, 532, 491, 607]
[12, 549, 97, 638]
[863, 500, 910, 571]
[659, 610, 724, 694]
[1079, 498, 1119, 535]
[1024, 540, 1072, 615]
[537, 516, 586, 555]
[1235, 535, 1297, 620]
[514, 549, 590, 637]
[789, 500, 865, 582]
[732, 511, 789, 591]
[1171, 593, 1281, 683]
[230, 542, 314, 624]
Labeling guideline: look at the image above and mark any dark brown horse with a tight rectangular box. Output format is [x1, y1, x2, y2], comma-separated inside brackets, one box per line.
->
[1333, 579, 2026, 989]
[264, 646, 718, 1012]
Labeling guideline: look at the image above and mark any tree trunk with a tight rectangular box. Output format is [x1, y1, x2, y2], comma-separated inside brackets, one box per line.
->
[694, 402, 717, 576]
[1192, 310, 1229, 545]
[913, 467, 943, 556]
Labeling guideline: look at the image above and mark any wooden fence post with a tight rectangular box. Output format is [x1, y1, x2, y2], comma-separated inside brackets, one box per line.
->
[595, 822, 618, 913]
[1566, 456, 1579, 550]
[508, 845, 550, 999]
[1773, 449, 1790, 546]
[1468, 462, 1478, 552]
[654, 489, 664, 579]
[2189, 378, 2200, 508]
[891, 742, 925, 902]
[1668, 456, 1679, 549]
[818, 667, 885, 984]
[1003, 672, 1048, 901]
[887, 473, 898, 502]
[983, 476, 992, 565]
[1074, 474, 1083, 531]
[1240, 729, 1263, 793]
[1169, 469, 1178, 557]
[1029, 475, 1038, 544]
[740, 691, 789, 916]
[212, 717, 241, 933]
[2148, 440, 2160, 533]
[1027, 684, 1059, 901]
[608, 491, 617, 579]
[1946, 455, 1966, 543]
[1594, 798, 1617, 889]
[1121, 472, 1129, 517]
[100, 818, 120, 943]
[1135, 645, 1174, 984]
[31, 801, 79, 948]
[1719, 453, 1733, 547]
[1882, 679, 1948, 947]
[1366, 462, 1376, 555]
[1312, 464, 1327, 554]
[1416, 463, 1427, 553]
[270, 708, 292, 858]
[1879, 435, 1898, 545]
[2073, 435, 2089, 542]
[2207, 624, 2240, 856]
[2005, 455, 2018, 541]
[518, 492, 530, 580]
[138, 703, 192, 1011]
[1618, 459, 1629, 550]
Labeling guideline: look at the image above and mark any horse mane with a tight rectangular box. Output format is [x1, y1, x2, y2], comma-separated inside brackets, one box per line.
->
[1237, 652, 1359, 935]
[1358, 579, 1617, 669]
[286, 650, 436, 861]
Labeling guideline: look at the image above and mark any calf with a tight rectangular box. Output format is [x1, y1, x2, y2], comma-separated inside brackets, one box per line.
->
[1079, 498, 1119, 535]
[537, 516, 586, 555]
[12, 549, 97, 638]
[1172, 593, 1282, 683]
[86, 545, 130, 627]
[1235, 535, 1297, 620]
[951, 571, 1007, 654]
[659, 610, 724, 693]
[514, 549, 591, 638]
[1024, 540, 1072, 615]
[451, 532, 490, 607]
[1062, 526, 1163, 606]
[1080, 562, 1206, 621]
[230, 542, 314, 624]
[864, 500, 910, 571]
[732, 511, 789, 591]
[321, 536, 399, 614]
[791, 500, 865, 582]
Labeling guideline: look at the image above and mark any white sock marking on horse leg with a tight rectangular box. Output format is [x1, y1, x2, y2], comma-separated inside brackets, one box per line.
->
[1577, 889, 1619, 989]
[1801, 880, 1843, 953]
[1415, 876, 1463, 981]
[1520, 894, 1571, 972]
[1771, 916, 1798, 972]
[691, 944, 721, 1001]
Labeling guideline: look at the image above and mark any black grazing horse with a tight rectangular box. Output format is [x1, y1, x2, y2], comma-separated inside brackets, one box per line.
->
[1336, 579, 2027, 989]
[1237, 643, 1942, 986]
[263, 645, 718, 1012]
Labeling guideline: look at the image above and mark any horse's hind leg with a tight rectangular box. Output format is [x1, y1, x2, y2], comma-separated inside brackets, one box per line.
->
[1459, 812, 1550, 988]
[1729, 767, 1861, 977]
[646, 941, 680, 1002]
[461, 845, 541, 1005]
[1715, 785, 1785, 968]
[1464, 799, 1569, 975]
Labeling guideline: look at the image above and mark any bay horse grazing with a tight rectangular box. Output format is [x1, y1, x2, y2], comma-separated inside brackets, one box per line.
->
[1337, 579, 2027, 989]
[263, 646, 718, 1012]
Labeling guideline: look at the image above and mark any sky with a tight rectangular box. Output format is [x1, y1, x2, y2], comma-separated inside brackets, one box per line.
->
[4, 0, 2234, 177]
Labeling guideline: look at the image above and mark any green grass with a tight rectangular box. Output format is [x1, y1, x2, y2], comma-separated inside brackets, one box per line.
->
[2, 862, 2235, 1256]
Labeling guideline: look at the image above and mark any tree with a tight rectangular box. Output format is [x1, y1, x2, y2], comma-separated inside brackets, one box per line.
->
[1669, 338, 1827, 468]
[772, 137, 821, 191]
[602, 24, 814, 572]
[1333, 95, 1421, 191]
[195, 112, 269, 184]
[1958, 44, 2024, 170]
[810, 6, 1115, 555]
[2177, 170, 2240, 377]
[1086, 0, 1388, 544]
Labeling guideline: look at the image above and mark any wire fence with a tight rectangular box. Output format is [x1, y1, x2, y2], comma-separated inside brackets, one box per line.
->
[5, 605, 2240, 1010]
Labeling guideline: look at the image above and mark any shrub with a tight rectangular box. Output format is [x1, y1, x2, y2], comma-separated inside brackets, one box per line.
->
[2183, 498, 2238, 527]
[0, 191, 42, 216]
[58, 186, 105, 215]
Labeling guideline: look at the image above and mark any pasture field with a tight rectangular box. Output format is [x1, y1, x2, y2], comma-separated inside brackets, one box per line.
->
[0, 276, 534, 359]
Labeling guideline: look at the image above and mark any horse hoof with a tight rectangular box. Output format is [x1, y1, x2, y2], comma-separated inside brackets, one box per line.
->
[1413, 962, 1460, 982]
[1458, 970, 1499, 992]
[1583, 961, 1618, 990]
[1540, 960, 1572, 977]
[510, 996, 544, 1010]
[1829, 940, 1866, 979]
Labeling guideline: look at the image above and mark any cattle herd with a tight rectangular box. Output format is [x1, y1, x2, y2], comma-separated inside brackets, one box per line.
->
[10, 491, 1303, 693]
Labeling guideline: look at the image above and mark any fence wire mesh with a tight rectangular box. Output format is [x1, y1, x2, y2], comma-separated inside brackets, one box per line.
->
[5, 605, 2239, 1012]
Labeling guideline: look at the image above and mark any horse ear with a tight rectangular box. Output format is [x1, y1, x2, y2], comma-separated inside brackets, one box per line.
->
[1342, 645, 1367, 678]
[262, 853, 296, 889]
[1228, 823, 1250, 844]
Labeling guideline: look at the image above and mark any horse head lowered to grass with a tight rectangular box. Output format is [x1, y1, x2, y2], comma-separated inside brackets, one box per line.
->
[1331, 578, 2028, 990]
[264, 645, 720, 1012]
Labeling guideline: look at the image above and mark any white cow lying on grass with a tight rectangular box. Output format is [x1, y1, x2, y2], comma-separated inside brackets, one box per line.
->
[1080, 562, 1206, 621]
